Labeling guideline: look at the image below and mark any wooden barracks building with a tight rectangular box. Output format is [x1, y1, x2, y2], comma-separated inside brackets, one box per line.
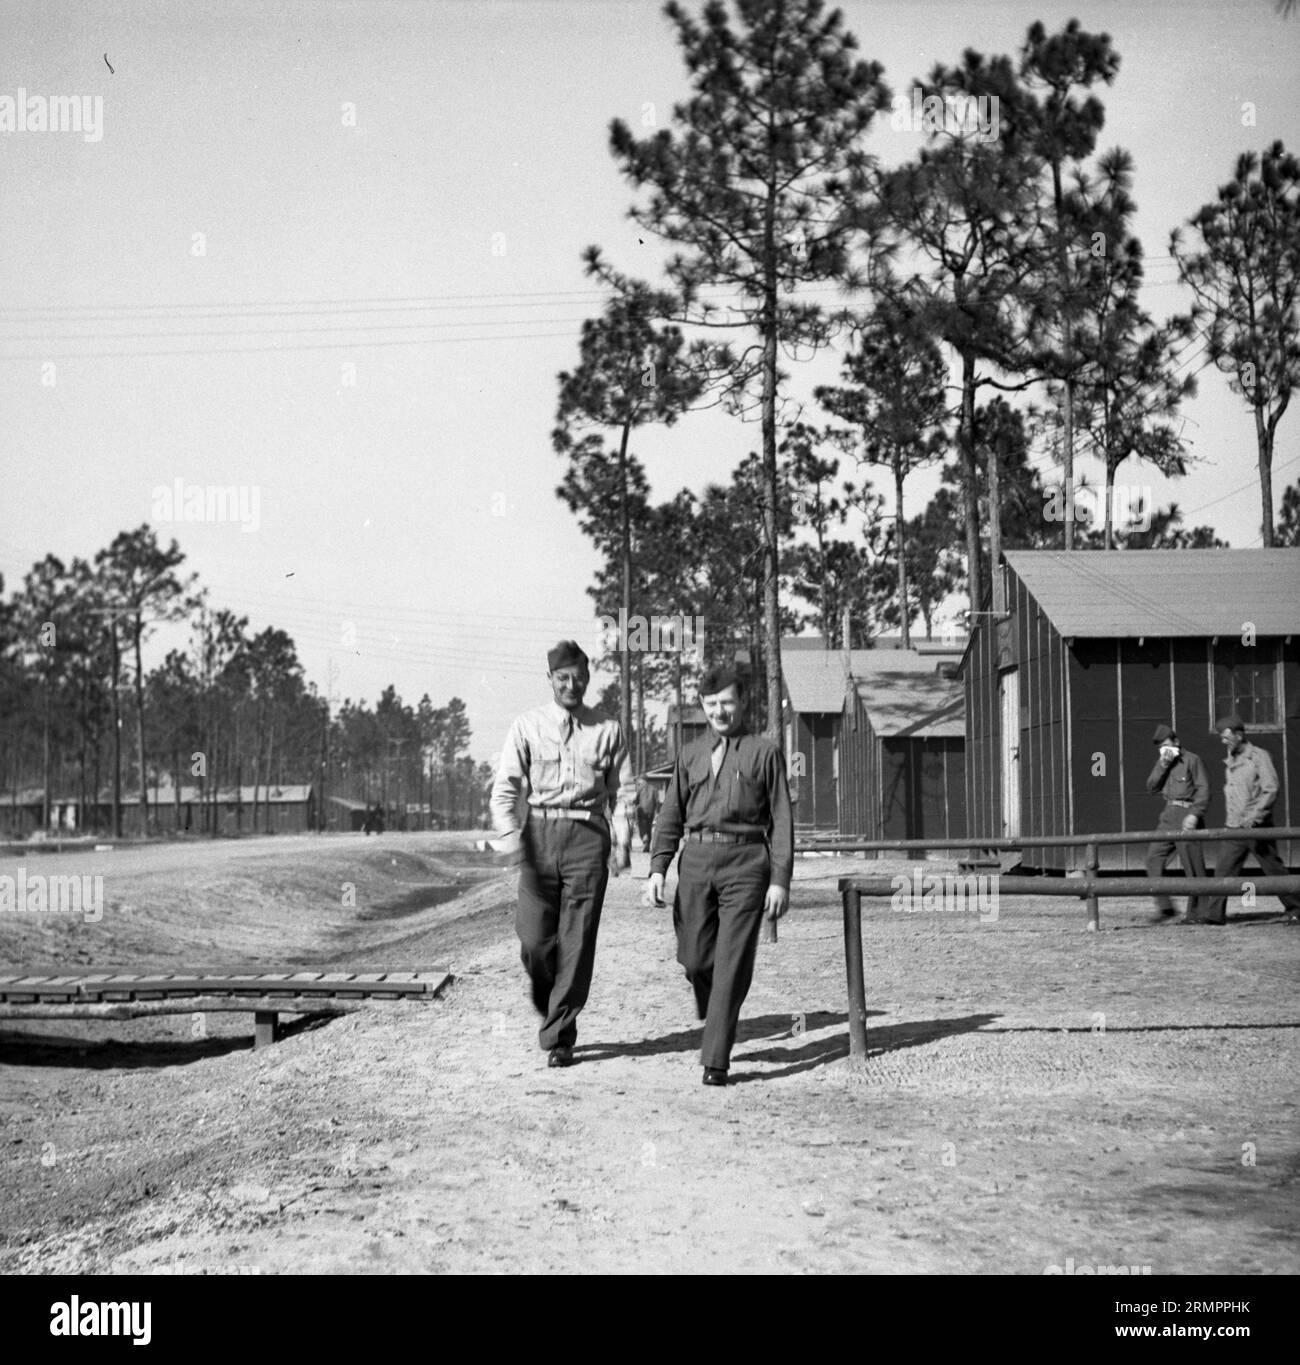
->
[782, 639, 966, 841]
[960, 550, 1300, 870]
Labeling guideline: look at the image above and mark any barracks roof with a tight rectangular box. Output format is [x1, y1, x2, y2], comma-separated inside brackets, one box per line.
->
[851, 669, 966, 739]
[782, 644, 965, 714]
[1003, 549, 1300, 638]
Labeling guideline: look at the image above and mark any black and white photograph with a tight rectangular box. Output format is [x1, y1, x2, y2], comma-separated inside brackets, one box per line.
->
[2, 0, 1298, 1312]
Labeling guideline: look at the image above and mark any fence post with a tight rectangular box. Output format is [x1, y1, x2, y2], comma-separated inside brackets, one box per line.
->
[1085, 841, 1100, 931]
[842, 885, 869, 1060]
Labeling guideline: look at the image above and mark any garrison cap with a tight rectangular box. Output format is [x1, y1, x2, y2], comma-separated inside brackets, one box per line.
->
[698, 660, 745, 697]
[1152, 723, 1176, 745]
[547, 640, 588, 672]
[1214, 712, 1246, 733]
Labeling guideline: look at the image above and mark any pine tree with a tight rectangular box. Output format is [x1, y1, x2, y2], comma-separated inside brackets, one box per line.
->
[601, 0, 891, 739]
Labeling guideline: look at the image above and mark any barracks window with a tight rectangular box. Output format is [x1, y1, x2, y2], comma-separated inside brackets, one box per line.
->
[1211, 639, 1281, 728]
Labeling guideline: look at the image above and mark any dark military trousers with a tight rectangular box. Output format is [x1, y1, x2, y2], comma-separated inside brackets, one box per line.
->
[517, 816, 610, 1049]
[1145, 805, 1208, 916]
[1193, 821, 1300, 924]
[672, 840, 770, 1072]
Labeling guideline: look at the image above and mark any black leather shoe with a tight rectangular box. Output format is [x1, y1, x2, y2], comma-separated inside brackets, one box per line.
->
[548, 1046, 575, 1068]
[702, 1066, 728, 1086]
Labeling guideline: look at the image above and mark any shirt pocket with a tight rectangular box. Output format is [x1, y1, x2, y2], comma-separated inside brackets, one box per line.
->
[531, 742, 564, 794]
[732, 773, 767, 823]
[578, 735, 607, 789]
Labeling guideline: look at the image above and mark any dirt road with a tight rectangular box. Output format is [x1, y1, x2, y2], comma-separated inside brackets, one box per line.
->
[2, 834, 1297, 1274]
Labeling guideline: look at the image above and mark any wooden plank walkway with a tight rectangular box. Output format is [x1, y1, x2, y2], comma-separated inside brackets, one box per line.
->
[0, 969, 454, 1050]
[0, 969, 451, 1004]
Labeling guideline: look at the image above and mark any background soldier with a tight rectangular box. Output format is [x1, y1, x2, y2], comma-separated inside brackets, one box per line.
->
[489, 640, 636, 1067]
[635, 777, 662, 852]
[1145, 723, 1209, 922]
[1193, 714, 1300, 926]
[647, 662, 792, 1086]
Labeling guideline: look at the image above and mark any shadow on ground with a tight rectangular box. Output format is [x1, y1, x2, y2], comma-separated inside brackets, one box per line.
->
[575, 1010, 1003, 1083]
[0, 1012, 333, 1069]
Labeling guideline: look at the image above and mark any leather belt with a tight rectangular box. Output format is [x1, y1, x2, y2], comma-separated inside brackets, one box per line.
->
[530, 806, 606, 824]
[686, 829, 765, 845]
[1167, 799, 1194, 808]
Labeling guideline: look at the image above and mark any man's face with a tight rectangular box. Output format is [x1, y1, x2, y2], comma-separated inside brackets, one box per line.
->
[550, 664, 588, 711]
[1220, 727, 1245, 756]
[701, 684, 742, 736]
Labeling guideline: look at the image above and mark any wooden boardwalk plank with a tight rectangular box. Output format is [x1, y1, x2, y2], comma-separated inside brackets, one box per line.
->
[1, 967, 454, 1001]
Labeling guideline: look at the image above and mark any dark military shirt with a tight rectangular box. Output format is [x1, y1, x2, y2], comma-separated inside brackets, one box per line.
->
[1145, 748, 1209, 819]
[649, 728, 794, 890]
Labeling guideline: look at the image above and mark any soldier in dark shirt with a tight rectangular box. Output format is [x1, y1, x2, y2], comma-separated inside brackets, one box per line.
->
[647, 662, 793, 1086]
[1144, 723, 1210, 922]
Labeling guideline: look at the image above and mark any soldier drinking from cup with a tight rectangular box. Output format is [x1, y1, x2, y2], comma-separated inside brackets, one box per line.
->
[1144, 723, 1210, 923]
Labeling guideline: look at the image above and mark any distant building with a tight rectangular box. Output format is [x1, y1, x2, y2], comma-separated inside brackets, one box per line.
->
[1, 783, 319, 838]
[782, 640, 967, 837]
[838, 659, 966, 844]
[961, 550, 1300, 870]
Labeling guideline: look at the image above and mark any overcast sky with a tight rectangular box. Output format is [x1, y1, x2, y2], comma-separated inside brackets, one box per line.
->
[2, 0, 1298, 760]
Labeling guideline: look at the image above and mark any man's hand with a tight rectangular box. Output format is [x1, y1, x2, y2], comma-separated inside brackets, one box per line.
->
[1159, 746, 1179, 767]
[1181, 814, 1199, 833]
[764, 885, 789, 921]
[475, 830, 524, 867]
[645, 871, 667, 908]
[609, 838, 631, 877]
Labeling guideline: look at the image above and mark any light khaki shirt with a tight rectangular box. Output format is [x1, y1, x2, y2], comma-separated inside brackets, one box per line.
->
[1223, 741, 1280, 828]
[490, 700, 636, 840]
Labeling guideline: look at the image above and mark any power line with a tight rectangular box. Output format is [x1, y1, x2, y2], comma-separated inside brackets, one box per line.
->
[0, 330, 581, 361]
[0, 316, 602, 344]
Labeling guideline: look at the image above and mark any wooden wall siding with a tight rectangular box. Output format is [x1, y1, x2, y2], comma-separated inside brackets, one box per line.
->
[793, 713, 812, 817]
[838, 693, 866, 839]
[964, 556, 1299, 870]
[1118, 637, 1173, 869]
[792, 712, 840, 828]
[836, 686, 966, 842]
[879, 737, 966, 840]
[963, 588, 1001, 843]
[810, 712, 838, 827]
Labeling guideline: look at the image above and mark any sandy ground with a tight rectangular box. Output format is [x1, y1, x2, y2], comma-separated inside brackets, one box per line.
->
[1, 832, 1297, 1275]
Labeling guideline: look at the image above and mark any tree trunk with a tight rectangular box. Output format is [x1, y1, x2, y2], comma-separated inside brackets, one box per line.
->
[133, 617, 147, 836]
[109, 623, 122, 838]
[1062, 377, 1076, 551]
[894, 453, 910, 648]
[989, 425, 1004, 613]
[1104, 459, 1116, 550]
[960, 351, 983, 619]
[674, 653, 684, 758]
[264, 725, 275, 833]
[635, 654, 645, 772]
[1256, 398, 1275, 546]
[41, 668, 51, 832]
[760, 181, 783, 743]
[1052, 159, 1076, 552]
[617, 414, 634, 757]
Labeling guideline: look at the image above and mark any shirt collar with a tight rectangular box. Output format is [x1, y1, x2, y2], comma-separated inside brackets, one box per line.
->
[550, 700, 590, 731]
[710, 726, 745, 748]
